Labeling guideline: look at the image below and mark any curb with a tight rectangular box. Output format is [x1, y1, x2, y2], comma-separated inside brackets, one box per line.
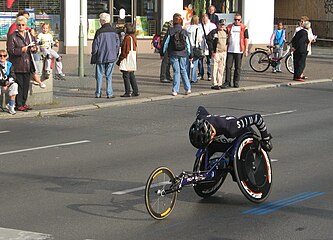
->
[1, 78, 331, 120]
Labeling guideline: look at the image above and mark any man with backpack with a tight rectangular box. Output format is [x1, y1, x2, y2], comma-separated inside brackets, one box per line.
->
[160, 13, 192, 96]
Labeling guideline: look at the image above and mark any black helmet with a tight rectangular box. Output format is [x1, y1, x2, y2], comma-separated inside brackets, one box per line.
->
[189, 119, 213, 149]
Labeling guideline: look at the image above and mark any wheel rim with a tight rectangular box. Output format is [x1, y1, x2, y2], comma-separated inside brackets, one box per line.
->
[250, 52, 270, 72]
[243, 149, 267, 188]
[286, 54, 294, 73]
[145, 168, 177, 219]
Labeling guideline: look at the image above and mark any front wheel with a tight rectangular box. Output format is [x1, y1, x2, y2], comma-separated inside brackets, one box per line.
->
[234, 137, 272, 203]
[249, 51, 271, 72]
[145, 166, 177, 220]
[285, 53, 294, 74]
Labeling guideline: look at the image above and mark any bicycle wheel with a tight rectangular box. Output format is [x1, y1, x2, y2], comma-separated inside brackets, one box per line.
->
[145, 166, 177, 220]
[234, 137, 272, 203]
[193, 153, 227, 198]
[249, 51, 270, 72]
[285, 53, 294, 74]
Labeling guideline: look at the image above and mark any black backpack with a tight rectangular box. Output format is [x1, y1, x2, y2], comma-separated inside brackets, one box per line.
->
[171, 30, 186, 51]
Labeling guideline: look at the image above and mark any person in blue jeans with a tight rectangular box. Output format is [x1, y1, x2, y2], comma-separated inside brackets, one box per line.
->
[270, 21, 285, 73]
[160, 13, 192, 96]
[91, 13, 120, 98]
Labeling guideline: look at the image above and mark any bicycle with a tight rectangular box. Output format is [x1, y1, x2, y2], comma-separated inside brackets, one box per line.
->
[144, 129, 272, 220]
[249, 42, 294, 74]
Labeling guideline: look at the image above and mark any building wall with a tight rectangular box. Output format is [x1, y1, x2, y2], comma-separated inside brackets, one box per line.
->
[274, 0, 333, 39]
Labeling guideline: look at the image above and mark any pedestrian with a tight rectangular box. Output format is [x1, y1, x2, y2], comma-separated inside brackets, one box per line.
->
[198, 14, 216, 81]
[91, 13, 120, 98]
[207, 5, 219, 26]
[160, 13, 192, 96]
[7, 16, 37, 111]
[159, 19, 173, 83]
[292, 21, 310, 82]
[270, 21, 285, 73]
[37, 23, 65, 80]
[0, 49, 18, 115]
[116, 23, 139, 97]
[207, 19, 228, 90]
[7, 10, 30, 38]
[222, 13, 249, 88]
[185, 15, 203, 83]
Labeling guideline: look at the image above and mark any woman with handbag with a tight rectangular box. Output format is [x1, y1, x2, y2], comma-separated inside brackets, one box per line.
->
[185, 15, 204, 83]
[116, 23, 139, 97]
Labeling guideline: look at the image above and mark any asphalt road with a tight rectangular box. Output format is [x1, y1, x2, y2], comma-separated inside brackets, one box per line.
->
[0, 82, 332, 240]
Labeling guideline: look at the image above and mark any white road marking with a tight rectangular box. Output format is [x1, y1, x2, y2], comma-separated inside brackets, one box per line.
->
[0, 140, 91, 156]
[112, 181, 170, 195]
[0, 227, 52, 240]
[262, 110, 296, 117]
[0, 131, 10, 134]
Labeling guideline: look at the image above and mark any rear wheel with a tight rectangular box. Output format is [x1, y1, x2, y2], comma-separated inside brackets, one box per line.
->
[193, 153, 227, 198]
[234, 137, 272, 203]
[249, 51, 270, 72]
[285, 53, 294, 74]
[145, 167, 177, 220]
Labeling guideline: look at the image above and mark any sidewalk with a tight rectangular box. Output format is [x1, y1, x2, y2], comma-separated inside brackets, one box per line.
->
[0, 46, 332, 119]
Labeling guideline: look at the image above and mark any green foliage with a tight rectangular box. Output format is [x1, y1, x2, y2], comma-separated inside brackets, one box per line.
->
[193, 0, 206, 17]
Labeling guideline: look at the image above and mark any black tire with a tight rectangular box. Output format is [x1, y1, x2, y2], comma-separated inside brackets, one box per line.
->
[193, 153, 227, 198]
[233, 137, 272, 203]
[249, 51, 270, 72]
[144, 166, 177, 220]
[285, 53, 294, 74]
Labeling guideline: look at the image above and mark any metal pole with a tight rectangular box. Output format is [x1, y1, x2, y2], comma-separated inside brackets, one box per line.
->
[78, 0, 84, 77]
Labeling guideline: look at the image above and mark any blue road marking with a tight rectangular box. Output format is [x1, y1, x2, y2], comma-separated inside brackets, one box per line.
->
[243, 192, 326, 215]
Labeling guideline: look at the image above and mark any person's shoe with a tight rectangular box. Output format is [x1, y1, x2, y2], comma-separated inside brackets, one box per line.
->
[234, 84, 240, 88]
[23, 105, 32, 110]
[55, 73, 66, 80]
[190, 80, 197, 84]
[301, 75, 308, 79]
[208, 77, 212, 81]
[160, 79, 170, 83]
[31, 80, 39, 85]
[221, 83, 230, 89]
[120, 93, 131, 97]
[107, 95, 115, 99]
[272, 69, 277, 73]
[172, 91, 177, 96]
[39, 82, 46, 89]
[17, 106, 27, 112]
[200, 76, 204, 80]
[185, 90, 191, 95]
[294, 78, 305, 82]
[95, 95, 101, 98]
[276, 70, 283, 73]
[211, 85, 220, 90]
[6, 104, 16, 115]
[132, 93, 140, 97]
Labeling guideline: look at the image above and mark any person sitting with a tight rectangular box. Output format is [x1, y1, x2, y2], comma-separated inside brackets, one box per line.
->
[37, 23, 65, 80]
[189, 106, 273, 157]
[0, 50, 18, 115]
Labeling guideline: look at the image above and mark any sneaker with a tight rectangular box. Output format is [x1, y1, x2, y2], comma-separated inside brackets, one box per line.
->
[55, 73, 66, 80]
[200, 76, 204, 80]
[17, 106, 27, 112]
[132, 93, 140, 97]
[23, 105, 32, 110]
[276, 70, 282, 73]
[31, 80, 39, 86]
[185, 90, 191, 95]
[39, 82, 46, 89]
[172, 92, 177, 96]
[208, 77, 212, 81]
[272, 69, 277, 73]
[6, 104, 16, 115]
[160, 79, 170, 83]
[211, 85, 220, 90]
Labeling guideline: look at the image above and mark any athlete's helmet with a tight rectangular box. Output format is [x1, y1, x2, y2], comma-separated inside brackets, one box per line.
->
[189, 119, 213, 149]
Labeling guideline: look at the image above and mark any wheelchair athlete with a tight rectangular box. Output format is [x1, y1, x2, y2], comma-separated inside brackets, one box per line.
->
[189, 106, 273, 155]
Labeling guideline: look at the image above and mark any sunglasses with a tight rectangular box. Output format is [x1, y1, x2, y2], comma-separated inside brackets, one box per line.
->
[234, 19, 241, 21]
[0, 54, 7, 57]
[17, 24, 25, 27]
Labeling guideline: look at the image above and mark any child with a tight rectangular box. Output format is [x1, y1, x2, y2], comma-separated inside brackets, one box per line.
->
[37, 23, 65, 80]
[270, 21, 285, 73]
[0, 50, 18, 115]
[116, 23, 139, 97]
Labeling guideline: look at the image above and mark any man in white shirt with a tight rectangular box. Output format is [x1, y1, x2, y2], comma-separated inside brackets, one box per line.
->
[198, 14, 216, 81]
[222, 13, 249, 88]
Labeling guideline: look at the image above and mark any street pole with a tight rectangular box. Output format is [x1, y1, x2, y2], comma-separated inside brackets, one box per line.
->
[78, 0, 84, 77]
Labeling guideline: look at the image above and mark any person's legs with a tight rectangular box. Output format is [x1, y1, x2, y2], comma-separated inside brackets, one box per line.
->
[276, 46, 283, 72]
[21, 72, 31, 107]
[160, 52, 170, 82]
[206, 55, 212, 79]
[191, 58, 199, 82]
[129, 71, 139, 95]
[95, 63, 104, 97]
[122, 71, 131, 96]
[218, 52, 227, 87]
[105, 62, 115, 97]
[298, 52, 307, 78]
[293, 52, 302, 79]
[212, 53, 219, 87]
[198, 57, 204, 79]
[179, 56, 191, 92]
[233, 53, 243, 87]
[170, 56, 181, 94]
[223, 52, 234, 87]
